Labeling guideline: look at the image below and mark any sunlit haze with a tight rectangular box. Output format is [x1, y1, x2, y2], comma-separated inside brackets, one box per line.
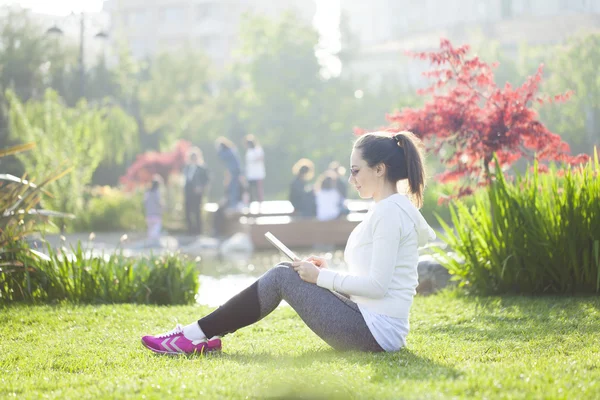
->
[2, 0, 339, 32]
[2, 0, 342, 75]
[2, 0, 105, 15]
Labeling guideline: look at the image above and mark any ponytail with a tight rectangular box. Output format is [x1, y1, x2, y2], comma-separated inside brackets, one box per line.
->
[393, 132, 425, 208]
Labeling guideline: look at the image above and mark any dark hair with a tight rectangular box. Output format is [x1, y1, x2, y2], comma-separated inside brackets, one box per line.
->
[216, 136, 235, 150]
[245, 134, 257, 149]
[187, 146, 204, 164]
[150, 174, 162, 191]
[317, 172, 336, 191]
[292, 158, 315, 181]
[353, 131, 426, 207]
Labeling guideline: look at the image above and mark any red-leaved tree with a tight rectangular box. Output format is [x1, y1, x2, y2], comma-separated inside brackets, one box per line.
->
[119, 140, 191, 190]
[380, 39, 589, 197]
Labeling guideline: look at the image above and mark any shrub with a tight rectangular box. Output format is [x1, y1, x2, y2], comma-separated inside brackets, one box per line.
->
[7, 89, 138, 221]
[71, 186, 146, 232]
[1, 243, 199, 305]
[436, 150, 600, 294]
[420, 182, 475, 227]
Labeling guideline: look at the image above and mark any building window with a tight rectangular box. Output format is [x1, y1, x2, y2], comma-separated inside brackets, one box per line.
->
[501, 0, 512, 19]
[201, 35, 215, 52]
[511, 0, 531, 16]
[523, 0, 531, 15]
[129, 10, 147, 26]
[197, 3, 218, 21]
[561, 0, 588, 12]
[131, 39, 149, 58]
[161, 6, 185, 24]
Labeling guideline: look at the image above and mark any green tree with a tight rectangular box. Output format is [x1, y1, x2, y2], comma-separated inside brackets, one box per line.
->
[112, 47, 213, 151]
[0, 9, 80, 173]
[0, 9, 50, 173]
[230, 12, 350, 194]
[201, 12, 422, 198]
[539, 33, 600, 153]
[0, 9, 80, 102]
[6, 89, 137, 224]
[235, 12, 323, 145]
[473, 34, 600, 154]
[0, 9, 50, 101]
[85, 56, 119, 104]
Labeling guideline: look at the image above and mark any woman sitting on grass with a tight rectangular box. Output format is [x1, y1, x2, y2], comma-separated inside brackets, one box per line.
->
[141, 131, 435, 354]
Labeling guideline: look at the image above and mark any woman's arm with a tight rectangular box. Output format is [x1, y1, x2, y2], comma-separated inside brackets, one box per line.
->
[316, 204, 402, 298]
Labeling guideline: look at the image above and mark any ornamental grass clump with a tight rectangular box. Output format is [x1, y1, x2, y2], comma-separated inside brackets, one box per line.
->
[436, 150, 600, 295]
[2, 243, 199, 305]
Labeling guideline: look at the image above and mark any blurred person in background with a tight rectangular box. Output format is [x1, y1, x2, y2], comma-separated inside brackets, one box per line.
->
[183, 147, 210, 235]
[328, 161, 348, 200]
[244, 134, 266, 203]
[328, 161, 349, 215]
[216, 137, 243, 210]
[315, 171, 342, 221]
[289, 158, 316, 217]
[144, 175, 164, 246]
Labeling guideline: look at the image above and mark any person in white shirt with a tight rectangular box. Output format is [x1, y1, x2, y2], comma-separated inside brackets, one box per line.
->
[142, 131, 435, 355]
[244, 134, 266, 203]
[315, 172, 342, 221]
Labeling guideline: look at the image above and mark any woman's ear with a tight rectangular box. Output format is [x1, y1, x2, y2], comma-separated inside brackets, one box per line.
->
[376, 163, 386, 177]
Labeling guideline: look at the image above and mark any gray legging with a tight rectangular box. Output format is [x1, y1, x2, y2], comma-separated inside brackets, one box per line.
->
[198, 264, 384, 352]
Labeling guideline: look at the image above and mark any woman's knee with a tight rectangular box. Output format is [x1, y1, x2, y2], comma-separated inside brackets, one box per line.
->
[270, 263, 296, 276]
[258, 264, 299, 294]
[261, 264, 300, 284]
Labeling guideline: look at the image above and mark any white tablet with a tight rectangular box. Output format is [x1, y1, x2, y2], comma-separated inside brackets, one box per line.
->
[264, 232, 299, 261]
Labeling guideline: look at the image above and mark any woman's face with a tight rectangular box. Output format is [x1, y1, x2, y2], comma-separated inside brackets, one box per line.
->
[349, 148, 381, 199]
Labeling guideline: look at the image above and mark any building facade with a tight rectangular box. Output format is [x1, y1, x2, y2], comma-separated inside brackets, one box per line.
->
[103, 0, 316, 64]
[340, 0, 600, 89]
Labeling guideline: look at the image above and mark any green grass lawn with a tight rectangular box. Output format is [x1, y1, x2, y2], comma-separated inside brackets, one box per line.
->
[1, 290, 599, 399]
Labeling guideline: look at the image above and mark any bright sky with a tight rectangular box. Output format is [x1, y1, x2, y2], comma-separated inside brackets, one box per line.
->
[4, 0, 342, 74]
[3, 1, 340, 47]
[3, 0, 339, 27]
[2, 0, 105, 15]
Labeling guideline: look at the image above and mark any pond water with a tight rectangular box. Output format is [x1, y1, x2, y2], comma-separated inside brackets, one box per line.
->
[196, 275, 258, 307]
[40, 234, 445, 307]
[195, 249, 349, 306]
[196, 249, 348, 277]
[194, 242, 444, 306]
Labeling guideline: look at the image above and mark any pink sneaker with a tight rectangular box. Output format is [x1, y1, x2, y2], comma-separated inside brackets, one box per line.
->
[141, 324, 222, 355]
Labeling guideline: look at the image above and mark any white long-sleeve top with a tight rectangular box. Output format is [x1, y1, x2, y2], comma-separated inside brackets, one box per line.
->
[316, 193, 435, 319]
[245, 147, 266, 180]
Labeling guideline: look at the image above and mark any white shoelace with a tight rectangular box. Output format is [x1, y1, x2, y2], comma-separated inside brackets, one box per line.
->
[157, 324, 183, 338]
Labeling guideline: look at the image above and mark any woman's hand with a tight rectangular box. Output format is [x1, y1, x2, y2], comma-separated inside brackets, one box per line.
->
[305, 255, 328, 269]
[291, 260, 321, 284]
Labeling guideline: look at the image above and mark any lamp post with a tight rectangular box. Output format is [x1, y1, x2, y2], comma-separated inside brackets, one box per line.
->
[46, 13, 108, 100]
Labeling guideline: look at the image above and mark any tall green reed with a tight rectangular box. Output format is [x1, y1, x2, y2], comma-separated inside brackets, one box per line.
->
[436, 149, 600, 294]
[1, 142, 74, 302]
[1, 242, 199, 305]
